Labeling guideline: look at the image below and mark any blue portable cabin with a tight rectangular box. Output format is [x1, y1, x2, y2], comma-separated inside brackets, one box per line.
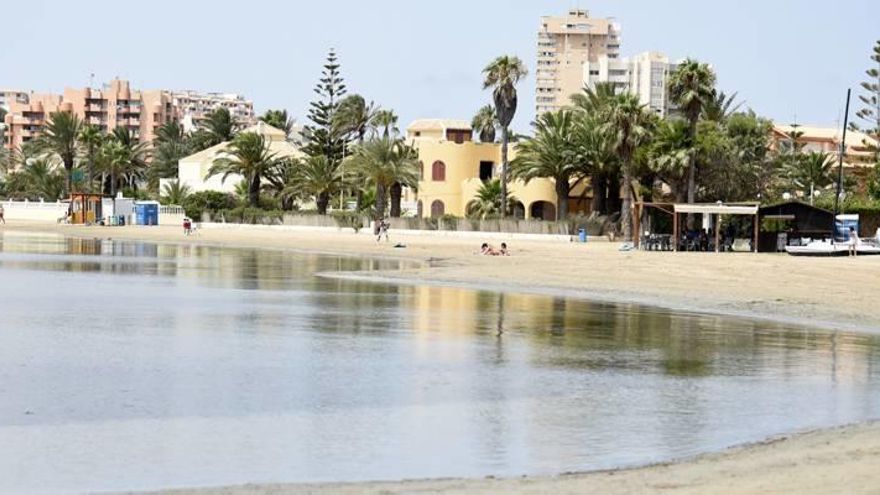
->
[134, 201, 160, 226]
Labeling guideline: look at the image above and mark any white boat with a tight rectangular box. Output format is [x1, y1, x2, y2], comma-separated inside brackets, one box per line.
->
[785, 239, 880, 256]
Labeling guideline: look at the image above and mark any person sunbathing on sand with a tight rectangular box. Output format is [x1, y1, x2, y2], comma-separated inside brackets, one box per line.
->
[479, 243, 499, 256]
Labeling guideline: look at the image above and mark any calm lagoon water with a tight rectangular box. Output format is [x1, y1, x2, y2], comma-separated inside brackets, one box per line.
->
[0, 231, 879, 493]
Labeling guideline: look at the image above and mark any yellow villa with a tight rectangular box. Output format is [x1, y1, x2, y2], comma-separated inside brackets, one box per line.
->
[404, 119, 589, 220]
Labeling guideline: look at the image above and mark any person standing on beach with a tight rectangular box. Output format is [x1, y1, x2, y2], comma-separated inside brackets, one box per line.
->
[848, 227, 859, 257]
[0, 204, 5, 224]
[377, 218, 390, 243]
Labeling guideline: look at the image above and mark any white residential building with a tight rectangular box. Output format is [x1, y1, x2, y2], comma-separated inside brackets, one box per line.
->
[585, 51, 680, 117]
[171, 90, 256, 132]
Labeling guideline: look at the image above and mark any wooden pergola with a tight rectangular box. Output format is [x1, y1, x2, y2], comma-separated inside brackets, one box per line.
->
[634, 202, 760, 252]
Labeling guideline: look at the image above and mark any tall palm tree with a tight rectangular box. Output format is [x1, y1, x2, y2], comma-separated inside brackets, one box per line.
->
[511, 110, 580, 220]
[284, 155, 343, 215]
[343, 137, 419, 219]
[334, 95, 377, 143]
[207, 132, 282, 207]
[785, 151, 833, 205]
[601, 93, 655, 241]
[150, 121, 191, 188]
[22, 157, 65, 201]
[571, 83, 620, 215]
[648, 118, 692, 202]
[483, 55, 528, 216]
[466, 179, 519, 219]
[78, 124, 104, 193]
[371, 109, 399, 138]
[35, 111, 82, 197]
[668, 59, 716, 219]
[471, 105, 498, 143]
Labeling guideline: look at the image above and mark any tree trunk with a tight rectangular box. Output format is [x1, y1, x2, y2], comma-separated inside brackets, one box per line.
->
[389, 182, 402, 217]
[590, 174, 607, 214]
[555, 178, 570, 221]
[621, 168, 634, 242]
[248, 175, 261, 207]
[686, 119, 697, 229]
[500, 126, 509, 217]
[87, 152, 94, 194]
[110, 171, 117, 198]
[64, 160, 73, 199]
[316, 192, 329, 215]
[374, 183, 387, 219]
[607, 174, 622, 215]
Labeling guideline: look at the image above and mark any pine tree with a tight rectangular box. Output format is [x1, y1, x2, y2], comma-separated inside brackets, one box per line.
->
[851, 40, 880, 162]
[302, 49, 348, 165]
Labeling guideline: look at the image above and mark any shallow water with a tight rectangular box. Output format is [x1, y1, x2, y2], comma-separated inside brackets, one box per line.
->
[0, 231, 878, 493]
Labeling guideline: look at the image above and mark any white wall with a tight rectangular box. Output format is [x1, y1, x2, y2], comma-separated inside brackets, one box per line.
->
[1, 200, 67, 222]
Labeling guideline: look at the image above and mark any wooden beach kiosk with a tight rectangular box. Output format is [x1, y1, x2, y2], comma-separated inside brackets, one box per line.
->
[68, 193, 104, 225]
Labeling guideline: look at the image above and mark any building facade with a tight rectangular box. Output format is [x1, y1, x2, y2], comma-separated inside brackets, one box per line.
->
[171, 90, 255, 132]
[404, 120, 589, 220]
[2, 79, 254, 151]
[536, 9, 621, 114]
[771, 123, 879, 169]
[585, 51, 679, 117]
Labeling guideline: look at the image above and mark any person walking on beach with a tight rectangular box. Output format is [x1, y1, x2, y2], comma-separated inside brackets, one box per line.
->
[0, 204, 5, 224]
[377, 218, 390, 243]
[848, 227, 860, 257]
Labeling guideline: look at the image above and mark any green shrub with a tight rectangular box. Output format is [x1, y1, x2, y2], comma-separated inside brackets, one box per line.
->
[440, 214, 460, 231]
[216, 207, 283, 224]
[331, 211, 365, 233]
[182, 191, 237, 220]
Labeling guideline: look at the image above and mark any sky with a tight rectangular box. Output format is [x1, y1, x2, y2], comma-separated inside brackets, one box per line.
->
[2, 0, 878, 133]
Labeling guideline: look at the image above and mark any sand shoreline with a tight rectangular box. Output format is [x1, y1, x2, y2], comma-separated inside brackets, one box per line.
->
[3, 221, 880, 494]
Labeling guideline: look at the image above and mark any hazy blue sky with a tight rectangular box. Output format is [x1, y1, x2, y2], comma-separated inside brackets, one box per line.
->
[2, 0, 878, 132]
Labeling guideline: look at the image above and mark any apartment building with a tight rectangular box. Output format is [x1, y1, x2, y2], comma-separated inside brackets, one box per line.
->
[585, 51, 680, 117]
[536, 9, 621, 114]
[2, 79, 174, 151]
[171, 90, 255, 132]
[2, 79, 255, 151]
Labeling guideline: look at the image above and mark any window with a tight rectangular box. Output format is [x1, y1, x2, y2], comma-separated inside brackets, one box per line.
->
[431, 160, 446, 181]
[479, 161, 494, 181]
[418, 161, 424, 180]
[430, 200, 445, 218]
[589, 70, 600, 75]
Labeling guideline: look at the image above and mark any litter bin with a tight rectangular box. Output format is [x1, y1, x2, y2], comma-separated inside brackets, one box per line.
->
[118, 215, 125, 226]
[578, 228, 587, 243]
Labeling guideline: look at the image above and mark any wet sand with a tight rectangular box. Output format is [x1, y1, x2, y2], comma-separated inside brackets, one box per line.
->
[3, 220, 880, 494]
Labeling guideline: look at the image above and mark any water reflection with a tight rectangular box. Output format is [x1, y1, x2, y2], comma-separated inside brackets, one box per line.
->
[0, 231, 878, 493]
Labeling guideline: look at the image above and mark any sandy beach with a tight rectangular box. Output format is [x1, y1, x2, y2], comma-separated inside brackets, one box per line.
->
[3, 220, 880, 494]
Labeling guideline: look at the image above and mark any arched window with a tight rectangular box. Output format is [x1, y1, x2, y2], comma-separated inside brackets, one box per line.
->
[431, 160, 446, 181]
[430, 200, 445, 218]
[418, 161, 424, 180]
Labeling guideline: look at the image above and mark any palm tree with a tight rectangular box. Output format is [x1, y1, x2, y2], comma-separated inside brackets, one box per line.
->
[22, 157, 65, 201]
[35, 111, 82, 197]
[482, 55, 528, 216]
[343, 137, 419, 219]
[668, 59, 716, 217]
[160, 180, 192, 205]
[466, 179, 519, 219]
[471, 105, 498, 143]
[78, 124, 104, 193]
[334, 95, 377, 143]
[150, 121, 191, 188]
[98, 140, 127, 198]
[197, 108, 238, 148]
[259, 109, 296, 138]
[785, 151, 833, 205]
[571, 83, 619, 214]
[371, 109, 399, 138]
[648, 118, 692, 202]
[110, 127, 150, 192]
[601, 93, 655, 241]
[511, 110, 580, 220]
[207, 132, 283, 207]
[702, 91, 742, 123]
[284, 155, 343, 215]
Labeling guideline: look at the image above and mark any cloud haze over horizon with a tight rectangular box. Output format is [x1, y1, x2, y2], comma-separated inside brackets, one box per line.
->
[2, 0, 878, 132]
